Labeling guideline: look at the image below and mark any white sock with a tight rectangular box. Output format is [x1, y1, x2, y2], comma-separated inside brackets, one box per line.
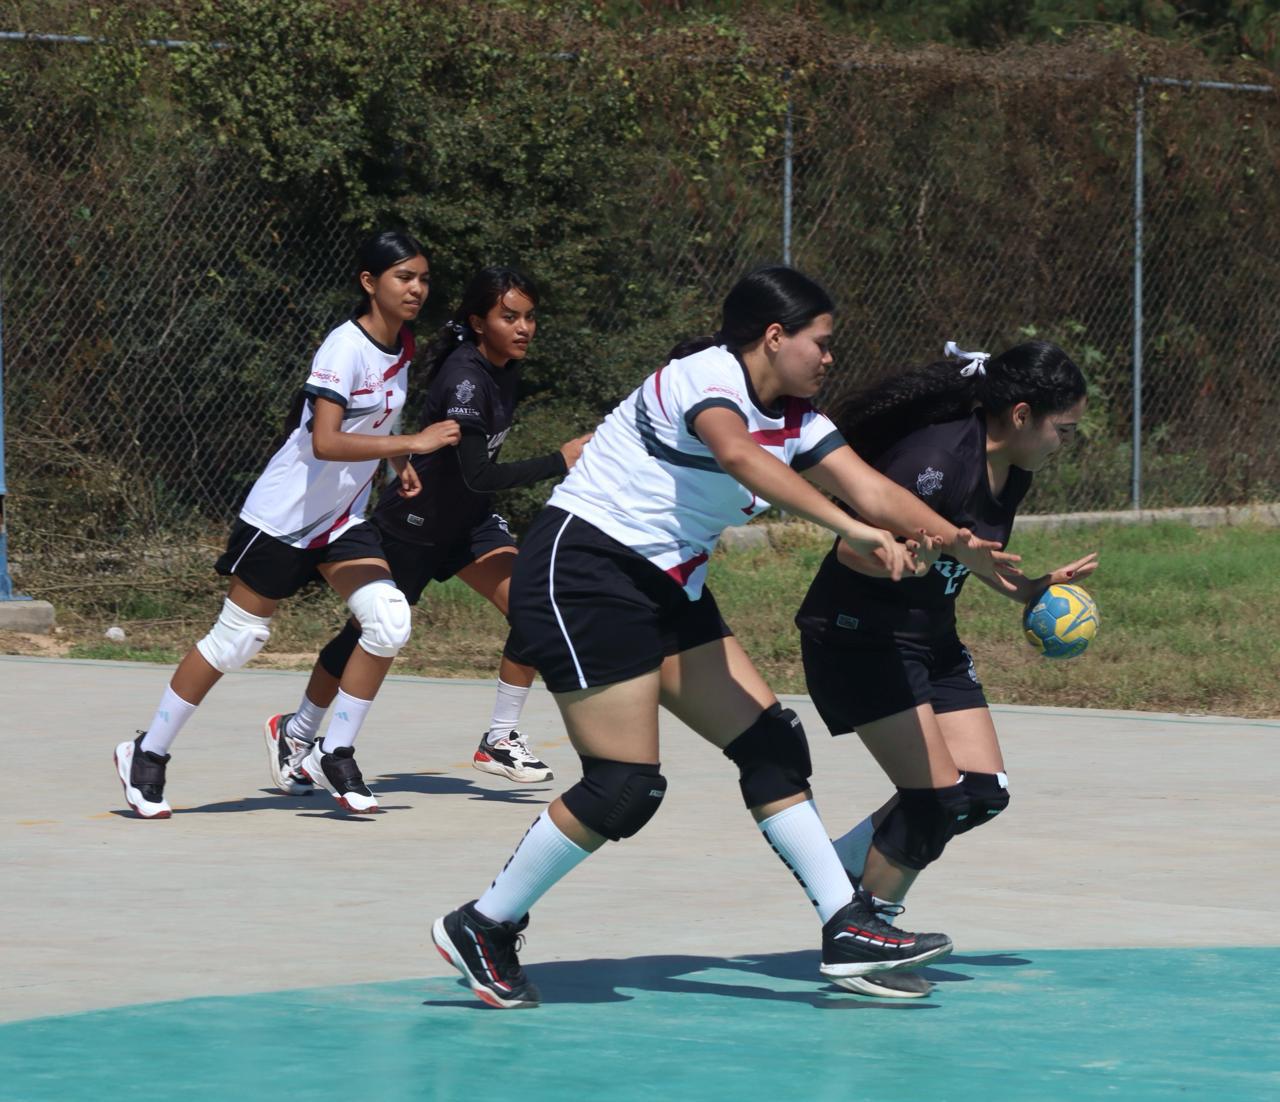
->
[287, 693, 326, 744]
[140, 685, 198, 755]
[475, 811, 590, 923]
[485, 679, 531, 745]
[832, 813, 876, 878]
[320, 689, 373, 752]
[757, 800, 854, 924]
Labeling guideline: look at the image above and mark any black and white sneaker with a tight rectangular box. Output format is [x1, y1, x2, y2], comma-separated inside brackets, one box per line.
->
[837, 969, 934, 999]
[263, 713, 315, 797]
[431, 901, 539, 1009]
[113, 732, 172, 819]
[299, 742, 378, 814]
[819, 888, 952, 981]
[473, 731, 553, 784]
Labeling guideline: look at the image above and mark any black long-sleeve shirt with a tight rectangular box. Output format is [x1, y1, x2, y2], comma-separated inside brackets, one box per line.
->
[374, 342, 566, 545]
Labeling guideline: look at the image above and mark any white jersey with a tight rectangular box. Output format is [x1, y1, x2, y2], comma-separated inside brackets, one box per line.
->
[240, 320, 412, 548]
[548, 344, 845, 597]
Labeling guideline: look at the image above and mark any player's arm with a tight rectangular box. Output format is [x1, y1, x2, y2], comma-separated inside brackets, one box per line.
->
[453, 428, 573, 493]
[805, 444, 1020, 590]
[693, 406, 919, 580]
[310, 397, 461, 461]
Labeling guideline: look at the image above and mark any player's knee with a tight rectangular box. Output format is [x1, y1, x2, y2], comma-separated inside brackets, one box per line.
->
[872, 782, 970, 871]
[318, 619, 362, 680]
[346, 580, 411, 658]
[560, 757, 667, 841]
[722, 704, 813, 810]
[195, 597, 272, 673]
[953, 771, 1010, 835]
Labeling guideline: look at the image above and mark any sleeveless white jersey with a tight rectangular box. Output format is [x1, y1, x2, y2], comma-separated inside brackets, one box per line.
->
[240, 320, 412, 548]
[548, 344, 845, 597]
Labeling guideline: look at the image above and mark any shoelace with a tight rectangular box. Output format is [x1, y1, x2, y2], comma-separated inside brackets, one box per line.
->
[501, 734, 540, 764]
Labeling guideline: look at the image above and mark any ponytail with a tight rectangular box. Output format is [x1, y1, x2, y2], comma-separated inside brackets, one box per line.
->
[831, 339, 1085, 462]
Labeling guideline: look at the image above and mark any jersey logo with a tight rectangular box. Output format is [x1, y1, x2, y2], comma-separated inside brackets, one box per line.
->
[454, 378, 477, 404]
[916, 466, 944, 497]
[933, 559, 970, 595]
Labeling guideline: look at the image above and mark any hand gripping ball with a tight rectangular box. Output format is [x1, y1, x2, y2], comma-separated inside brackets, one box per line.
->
[1023, 583, 1099, 659]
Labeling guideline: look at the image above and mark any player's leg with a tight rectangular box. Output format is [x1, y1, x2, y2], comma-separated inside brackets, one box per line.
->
[116, 576, 277, 819]
[293, 556, 410, 813]
[434, 672, 663, 1008]
[458, 543, 552, 783]
[265, 527, 429, 796]
[935, 705, 1011, 837]
[659, 631, 954, 983]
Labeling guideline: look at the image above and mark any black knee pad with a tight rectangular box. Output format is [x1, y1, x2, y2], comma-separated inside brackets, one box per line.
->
[318, 619, 362, 680]
[953, 771, 1010, 835]
[722, 703, 813, 809]
[872, 782, 970, 871]
[560, 756, 667, 841]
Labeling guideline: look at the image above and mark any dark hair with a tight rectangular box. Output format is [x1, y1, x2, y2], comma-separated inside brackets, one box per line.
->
[422, 266, 540, 384]
[668, 264, 835, 361]
[830, 339, 1086, 462]
[353, 229, 428, 317]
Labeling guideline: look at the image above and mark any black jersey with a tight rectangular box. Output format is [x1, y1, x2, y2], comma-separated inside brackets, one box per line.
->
[374, 342, 565, 546]
[796, 413, 1031, 639]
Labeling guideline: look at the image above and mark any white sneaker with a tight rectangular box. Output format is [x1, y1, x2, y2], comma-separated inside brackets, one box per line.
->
[473, 731, 554, 783]
[298, 742, 379, 814]
[114, 734, 172, 819]
[262, 713, 315, 796]
[834, 969, 934, 999]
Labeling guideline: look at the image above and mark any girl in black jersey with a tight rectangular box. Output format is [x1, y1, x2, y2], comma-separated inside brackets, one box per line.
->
[264, 267, 590, 801]
[795, 339, 1094, 998]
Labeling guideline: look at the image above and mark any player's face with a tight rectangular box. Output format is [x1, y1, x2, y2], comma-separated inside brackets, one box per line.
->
[774, 313, 834, 398]
[1016, 395, 1087, 471]
[472, 289, 537, 366]
[364, 254, 430, 323]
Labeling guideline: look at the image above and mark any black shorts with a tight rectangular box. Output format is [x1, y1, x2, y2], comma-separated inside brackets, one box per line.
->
[509, 507, 732, 694]
[800, 628, 987, 735]
[214, 519, 387, 601]
[375, 513, 517, 606]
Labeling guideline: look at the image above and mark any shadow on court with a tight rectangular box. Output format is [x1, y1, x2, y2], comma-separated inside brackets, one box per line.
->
[423, 949, 1033, 1011]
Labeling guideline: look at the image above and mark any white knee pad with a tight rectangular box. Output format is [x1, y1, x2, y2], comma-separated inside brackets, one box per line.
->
[196, 598, 272, 673]
[347, 580, 411, 658]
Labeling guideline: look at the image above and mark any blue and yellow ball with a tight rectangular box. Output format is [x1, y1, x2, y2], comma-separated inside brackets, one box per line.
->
[1023, 583, 1099, 659]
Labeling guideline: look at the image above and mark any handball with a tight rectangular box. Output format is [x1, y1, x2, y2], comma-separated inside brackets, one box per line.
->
[1023, 583, 1098, 659]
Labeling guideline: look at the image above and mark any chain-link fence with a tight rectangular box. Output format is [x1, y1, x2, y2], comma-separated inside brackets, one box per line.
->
[2, 42, 1278, 582]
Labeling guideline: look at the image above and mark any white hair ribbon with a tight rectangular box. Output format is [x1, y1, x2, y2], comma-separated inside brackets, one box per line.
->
[944, 340, 989, 377]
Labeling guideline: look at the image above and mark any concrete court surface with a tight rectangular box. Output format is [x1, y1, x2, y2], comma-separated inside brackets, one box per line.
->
[1, 654, 1277, 1100]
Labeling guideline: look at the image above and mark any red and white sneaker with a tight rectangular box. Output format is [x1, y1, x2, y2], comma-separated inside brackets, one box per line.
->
[473, 731, 553, 784]
[114, 733, 172, 819]
[299, 742, 378, 814]
[262, 713, 315, 796]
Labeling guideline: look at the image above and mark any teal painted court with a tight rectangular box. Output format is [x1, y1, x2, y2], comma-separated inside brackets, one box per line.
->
[4, 948, 1276, 1101]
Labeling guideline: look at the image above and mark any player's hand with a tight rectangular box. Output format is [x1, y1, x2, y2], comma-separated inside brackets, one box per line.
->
[1044, 551, 1099, 588]
[879, 535, 923, 582]
[396, 461, 423, 498]
[946, 528, 1022, 592]
[408, 419, 461, 454]
[912, 529, 945, 572]
[559, 432, 593, 469]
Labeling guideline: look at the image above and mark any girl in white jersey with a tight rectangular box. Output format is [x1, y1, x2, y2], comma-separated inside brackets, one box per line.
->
[113, 231, 461, 819]
[430, 266, 1020, 1008]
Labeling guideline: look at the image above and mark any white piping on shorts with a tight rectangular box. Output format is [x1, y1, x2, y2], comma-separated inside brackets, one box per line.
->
[228, 528, 264, 576]
[548, 513, 588, 690]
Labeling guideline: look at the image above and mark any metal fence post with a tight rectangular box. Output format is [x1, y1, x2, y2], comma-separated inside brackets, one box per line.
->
[782, 72, 793, 266]
[1131, 78, 1145, 511]
[0, 264, 22, 601]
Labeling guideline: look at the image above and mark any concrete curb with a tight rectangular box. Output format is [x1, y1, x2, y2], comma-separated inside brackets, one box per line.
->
[718, 502, 1280, 550]
[0, 599, 55, 633]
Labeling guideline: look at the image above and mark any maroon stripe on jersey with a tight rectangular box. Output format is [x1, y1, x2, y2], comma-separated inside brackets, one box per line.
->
[665, 551, 708, 586]
[305, 474, 376, 549]
[653, 366, 672, 423]
[383, 327, 416, 382]
[749, 396, 810, 446]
